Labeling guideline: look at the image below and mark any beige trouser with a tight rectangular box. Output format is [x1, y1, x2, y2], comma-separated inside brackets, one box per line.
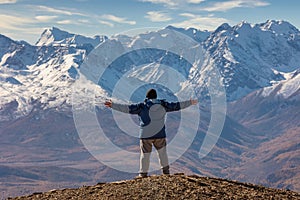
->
[139, 138, 169, 174]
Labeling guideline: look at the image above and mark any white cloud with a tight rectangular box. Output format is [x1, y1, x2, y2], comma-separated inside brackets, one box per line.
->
[140, 0, 178, 7]
[145, 11, 172, 22]
[202, 0, 270, 12]
[180, 13, 195, 18]
[35, 15, 58, 22]
[78, 19, 90, 24]
[140, 0, 268, 11]
[0, 14, 43, 43]
[140, 0, 206, 8]
[173, 13, 228, 31]
[35, 5, 86, 16]
[57, 20, 73, 25]
[0, 14, 35, 31]
[99, 20, 114, 27]
[187, 0, 205, 4]
[0, 0, 17, 4]
[100, 14, 136, 25]
[56, 19, 90, 25]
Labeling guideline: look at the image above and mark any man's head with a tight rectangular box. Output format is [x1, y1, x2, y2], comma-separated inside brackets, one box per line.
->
[146, 88, 157, 99]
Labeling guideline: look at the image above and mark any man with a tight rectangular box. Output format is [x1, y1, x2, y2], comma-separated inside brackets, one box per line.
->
[104, 88, 198, 178]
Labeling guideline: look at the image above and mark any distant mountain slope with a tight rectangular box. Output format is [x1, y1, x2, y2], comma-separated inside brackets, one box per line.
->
[229, 69, 300, 138]
[9, 174, 300, 200]
[228, 70, 300, 191]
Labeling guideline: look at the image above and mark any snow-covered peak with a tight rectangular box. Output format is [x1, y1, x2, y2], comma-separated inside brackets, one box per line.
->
[203, 19, 300, 100]
[35, 27, 107, 47]
[214, 23, 232, 33]
[235, 20, 251, 28]
[0, 34, 17, 58]
[111, 26, 201, 53]
[261, 70, 300, 99]
[259, 20, 300, 35]
[233, 21, 253, 33]
[165, 25, 210, 42]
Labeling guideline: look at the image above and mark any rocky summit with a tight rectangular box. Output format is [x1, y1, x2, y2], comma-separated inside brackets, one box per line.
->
[9, 174, 300, 200]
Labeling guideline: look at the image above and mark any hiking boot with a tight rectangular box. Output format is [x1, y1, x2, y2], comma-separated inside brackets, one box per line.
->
[162, 166, 170, 175]
[135, 173, 148, 179]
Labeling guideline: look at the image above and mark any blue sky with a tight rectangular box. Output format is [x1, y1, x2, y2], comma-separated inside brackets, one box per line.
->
[0, 0, 299, 44]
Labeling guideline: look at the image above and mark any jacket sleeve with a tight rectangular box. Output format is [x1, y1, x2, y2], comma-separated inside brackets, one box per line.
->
[163, 100, 192, 112]
[111, 102, 142, 114]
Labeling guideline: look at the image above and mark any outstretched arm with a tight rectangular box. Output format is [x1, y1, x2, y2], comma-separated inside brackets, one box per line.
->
[104, 100, 141, 114]
[163, 99, 198, 112]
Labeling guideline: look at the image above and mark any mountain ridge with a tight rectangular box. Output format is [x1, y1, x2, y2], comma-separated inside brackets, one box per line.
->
[35, 26, 107, 47]
[1, 19, 299, 119]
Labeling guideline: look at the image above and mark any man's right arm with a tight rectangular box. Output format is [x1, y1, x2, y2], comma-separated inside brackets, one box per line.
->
[104, 100, 141, 114]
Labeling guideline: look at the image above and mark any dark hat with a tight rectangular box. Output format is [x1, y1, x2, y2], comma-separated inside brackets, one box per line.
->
[146, 89, 157, 99]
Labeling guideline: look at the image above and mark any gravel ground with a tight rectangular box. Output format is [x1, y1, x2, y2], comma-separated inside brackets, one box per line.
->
[9, 174, 300, 200]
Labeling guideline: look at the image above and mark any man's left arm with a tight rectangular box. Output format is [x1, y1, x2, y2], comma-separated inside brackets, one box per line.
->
[164, 99, 198, 112]
[180, 99, 198, 109]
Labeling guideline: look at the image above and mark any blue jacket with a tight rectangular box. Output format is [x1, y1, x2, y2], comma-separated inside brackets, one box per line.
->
[111, 99, 192, 139]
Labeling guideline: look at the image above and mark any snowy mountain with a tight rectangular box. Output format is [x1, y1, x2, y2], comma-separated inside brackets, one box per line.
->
[165, 25, 211, 42]
[261, 69, 300, 100]
[36, 27, 107, 48]
[1, 20, 300, 120]
[204, 20, 300, 100]
[0, 20, 300, 198]
[0, 28, 108, 121]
